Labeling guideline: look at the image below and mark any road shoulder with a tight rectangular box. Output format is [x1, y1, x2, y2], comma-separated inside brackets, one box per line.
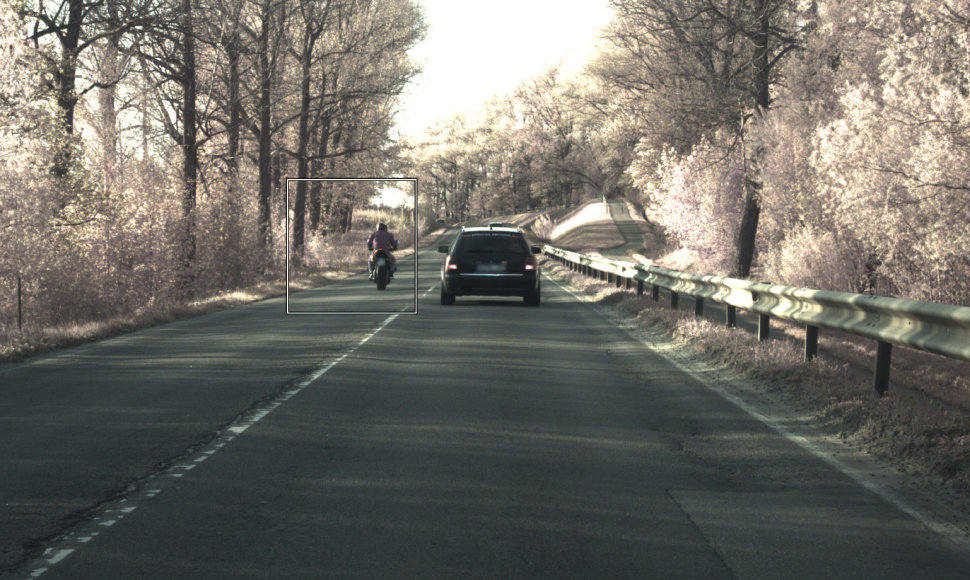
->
[543, 265, 970, 553]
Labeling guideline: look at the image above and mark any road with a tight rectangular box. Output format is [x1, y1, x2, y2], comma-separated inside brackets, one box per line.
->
[2, 233, 969, 579]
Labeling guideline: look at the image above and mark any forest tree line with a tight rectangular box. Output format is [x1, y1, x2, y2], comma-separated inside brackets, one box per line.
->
[0, 0, 424, 332]
[411, 0, 970, 306]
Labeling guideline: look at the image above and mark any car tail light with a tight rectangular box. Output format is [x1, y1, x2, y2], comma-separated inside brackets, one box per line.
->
[446, 256, 458, 271]
[524, 256, 536, 271]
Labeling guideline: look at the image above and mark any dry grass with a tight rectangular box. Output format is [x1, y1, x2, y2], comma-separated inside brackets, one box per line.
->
[542, 257, 970, 489]
[0, 277, 325, 363]
[758, 314, 970, 413]
[0, 223, 447, 364]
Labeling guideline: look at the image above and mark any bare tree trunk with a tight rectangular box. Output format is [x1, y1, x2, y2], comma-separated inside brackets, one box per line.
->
[343, 203, 354, 232]
[97, 28, 121, 197]
[223, 21, 243, 284]
[225, 26, 241, 192]
[732, 170, 762, 279]
[291, 25, 318, 262]
[328, 113, 346, 232]
[731, 0, 771, 279]
[50, 0, 83, 178]
[177, 0, 198, 298]
[256, 0, 274, 250]
[141, 71, 152, 165]
[308, 112, 331, 232]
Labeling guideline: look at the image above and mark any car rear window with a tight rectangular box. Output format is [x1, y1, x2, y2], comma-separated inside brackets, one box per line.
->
[456, 232, 530, 255]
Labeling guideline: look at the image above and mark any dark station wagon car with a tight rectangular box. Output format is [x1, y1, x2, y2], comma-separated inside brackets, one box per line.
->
[439, 225, 542, 306]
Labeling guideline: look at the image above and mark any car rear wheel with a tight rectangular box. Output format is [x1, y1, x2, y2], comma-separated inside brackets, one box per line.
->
[440, 285, 455, 305]
[524, 288, 540, 306]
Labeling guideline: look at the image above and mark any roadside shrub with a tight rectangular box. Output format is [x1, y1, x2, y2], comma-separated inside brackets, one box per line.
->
[762, 225, 868, 292]
[629, 133, 744, 274]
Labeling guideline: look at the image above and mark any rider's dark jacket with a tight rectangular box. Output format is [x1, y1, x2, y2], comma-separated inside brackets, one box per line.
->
[367, 230, 398, 252]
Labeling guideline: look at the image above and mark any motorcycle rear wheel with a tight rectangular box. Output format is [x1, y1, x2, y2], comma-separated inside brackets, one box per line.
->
[376, 264, 389, 290]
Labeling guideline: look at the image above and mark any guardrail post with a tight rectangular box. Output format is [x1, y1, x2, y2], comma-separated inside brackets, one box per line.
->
[805, 325, 819, 362]
[625, 277, 632, 290]
[545, 246, 969, 390]
[874, 341, 892, 396]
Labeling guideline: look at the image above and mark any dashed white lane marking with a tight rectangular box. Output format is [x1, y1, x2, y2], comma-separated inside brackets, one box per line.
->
[46, 551, 73, 565]
[25, 304, 415, 578]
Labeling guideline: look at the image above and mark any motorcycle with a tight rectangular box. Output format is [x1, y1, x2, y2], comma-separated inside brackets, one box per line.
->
[371, 248, 392, 291]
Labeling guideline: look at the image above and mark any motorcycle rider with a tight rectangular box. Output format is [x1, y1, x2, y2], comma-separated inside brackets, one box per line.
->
[367, 222, 398, 280]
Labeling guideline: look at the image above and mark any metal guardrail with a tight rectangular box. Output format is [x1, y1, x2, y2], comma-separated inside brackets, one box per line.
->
[543, 245, 970, 395]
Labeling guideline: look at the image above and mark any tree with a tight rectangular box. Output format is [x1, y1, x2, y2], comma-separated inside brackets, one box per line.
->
[252, 0, 287, 249]
[24, 0, 161, 177]
[294, 0, 424, 243]
[131, 0, 203, 297]
[289, 0, 332, 261]
[603, 0, 802, 277]
[514, 68, 609, 207]
[801, 0, 970, 303]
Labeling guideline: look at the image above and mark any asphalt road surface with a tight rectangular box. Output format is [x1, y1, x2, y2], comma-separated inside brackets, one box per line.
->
[2, 234, 970, 579]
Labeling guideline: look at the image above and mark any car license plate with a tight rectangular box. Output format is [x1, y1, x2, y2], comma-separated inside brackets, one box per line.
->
[477, 263, 506, 273]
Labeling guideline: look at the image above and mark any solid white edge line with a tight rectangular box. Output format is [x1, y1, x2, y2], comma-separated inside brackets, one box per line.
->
[546, 272, 970, 553]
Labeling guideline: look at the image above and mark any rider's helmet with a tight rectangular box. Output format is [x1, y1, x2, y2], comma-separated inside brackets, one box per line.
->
[378, 223, 388, 231]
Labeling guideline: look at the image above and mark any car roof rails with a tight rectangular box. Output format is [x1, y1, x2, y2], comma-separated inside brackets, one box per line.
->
[488, 222, 517, 229]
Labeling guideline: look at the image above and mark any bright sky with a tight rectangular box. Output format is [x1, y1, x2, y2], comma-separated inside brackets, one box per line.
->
[393, 0, 616, 139]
